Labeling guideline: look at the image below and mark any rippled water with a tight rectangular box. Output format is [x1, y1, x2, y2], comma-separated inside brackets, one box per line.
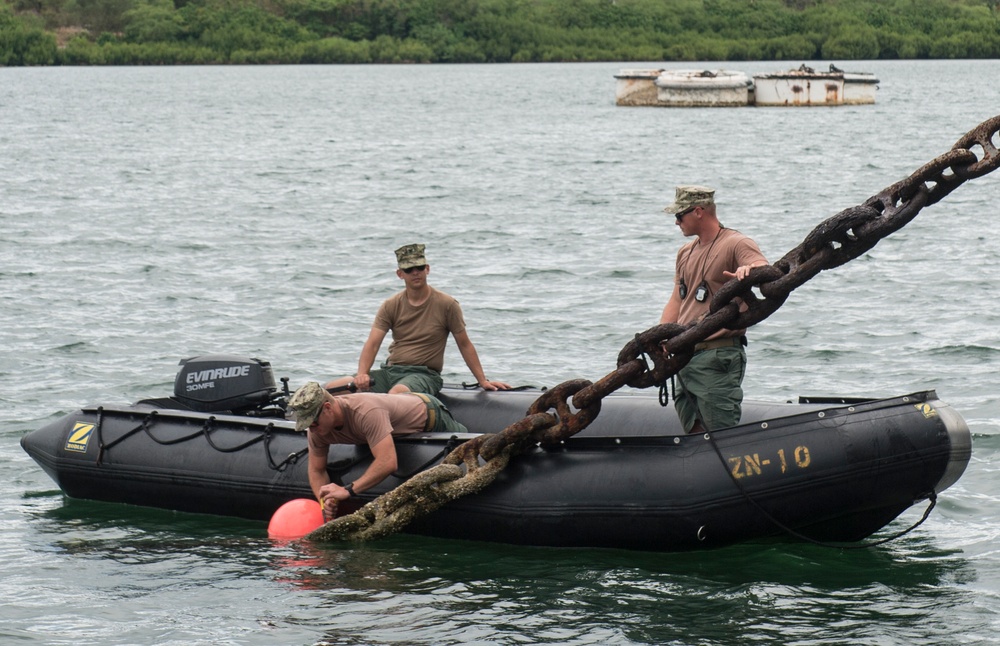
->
[3, 60, 1000, 645]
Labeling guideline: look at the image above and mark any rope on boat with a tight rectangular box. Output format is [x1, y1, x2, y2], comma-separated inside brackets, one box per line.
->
[95, 410, 307, 472]
[307, 113, 1000, 544]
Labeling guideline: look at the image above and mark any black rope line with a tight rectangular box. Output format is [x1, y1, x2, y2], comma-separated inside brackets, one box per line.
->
[659, 375, 676, 407]
[94, 406, 107, 465]
[97, 410, 155, 464]
[391, 434, 463, 479]
[201, 417, 267, 453]
[461, 382, 540, 391]
[94, 411, 304, 472]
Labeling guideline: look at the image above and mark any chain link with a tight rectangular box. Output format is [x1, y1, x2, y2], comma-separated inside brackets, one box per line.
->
[306, 113, 1000, 544]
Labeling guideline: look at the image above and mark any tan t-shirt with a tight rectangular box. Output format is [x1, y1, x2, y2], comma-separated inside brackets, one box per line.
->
[307, 393, 426, 455]
[673, 227, 767, 333]
[373, 287, 466, 373]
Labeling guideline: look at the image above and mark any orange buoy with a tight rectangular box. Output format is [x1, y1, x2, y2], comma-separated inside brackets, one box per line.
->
[267, 498, 325, 539]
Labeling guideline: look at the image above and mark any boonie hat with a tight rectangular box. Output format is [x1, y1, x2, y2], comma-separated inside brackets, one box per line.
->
[663, 185, 715, 215]
[288, 381, 326, 432]
[395, 243, 427, 270]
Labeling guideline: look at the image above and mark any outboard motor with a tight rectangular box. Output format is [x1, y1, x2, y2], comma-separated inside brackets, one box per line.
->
[172, 354, 277, 413]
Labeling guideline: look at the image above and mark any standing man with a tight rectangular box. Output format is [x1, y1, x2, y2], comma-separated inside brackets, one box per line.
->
[326, 243, 510, 396]
[287, 381, 469, 519]
[659, 185, 768, 434]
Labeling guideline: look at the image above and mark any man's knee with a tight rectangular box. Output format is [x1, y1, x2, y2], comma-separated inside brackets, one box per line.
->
[388, 383, 411, 394]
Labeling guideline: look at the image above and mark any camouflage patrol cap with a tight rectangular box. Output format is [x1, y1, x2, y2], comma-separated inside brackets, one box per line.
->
[663, 185, 716, 215]
[288, 381, 326, 432]
[395, 243, 427, 269]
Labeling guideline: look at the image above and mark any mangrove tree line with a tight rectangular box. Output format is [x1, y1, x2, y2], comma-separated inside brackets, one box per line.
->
[2, 0, 999, 65]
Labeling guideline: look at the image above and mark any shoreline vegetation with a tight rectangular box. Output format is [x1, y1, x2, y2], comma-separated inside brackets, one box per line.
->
[2, 0, 999, 66]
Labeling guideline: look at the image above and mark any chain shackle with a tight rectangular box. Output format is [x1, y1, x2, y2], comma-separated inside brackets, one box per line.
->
[572, 360, 645, 410]
[709, 265, 788, 331]
[476, 413, 555, 461]
[951, 114, 1000, 179]
[526, 379, 600, 444]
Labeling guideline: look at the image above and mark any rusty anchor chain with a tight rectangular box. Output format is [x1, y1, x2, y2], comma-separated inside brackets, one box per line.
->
[306, 113, 1000, 543]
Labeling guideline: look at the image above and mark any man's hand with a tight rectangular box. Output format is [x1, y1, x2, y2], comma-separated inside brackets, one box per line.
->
[353, 372, 372, 391]
[724, 263, 762, 281]
[318, 493, 338, 521]
[320, 482, 353, 505]
[479, 379, 511, 391]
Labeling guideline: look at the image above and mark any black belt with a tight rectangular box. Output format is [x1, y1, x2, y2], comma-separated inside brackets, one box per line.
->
[693, 336, 746, 353]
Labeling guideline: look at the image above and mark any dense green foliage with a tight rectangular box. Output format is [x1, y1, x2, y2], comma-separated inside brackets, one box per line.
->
[2, 0, 999, 65]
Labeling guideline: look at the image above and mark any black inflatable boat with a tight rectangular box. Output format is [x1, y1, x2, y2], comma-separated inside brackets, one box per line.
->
[21, 354, 972, 551]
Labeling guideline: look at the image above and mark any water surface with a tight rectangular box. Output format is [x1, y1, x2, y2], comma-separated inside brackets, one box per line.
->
[2, 60, 1000, 645]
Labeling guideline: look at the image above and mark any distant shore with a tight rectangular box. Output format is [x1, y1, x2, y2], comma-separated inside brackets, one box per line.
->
[3, 0, 999, 66]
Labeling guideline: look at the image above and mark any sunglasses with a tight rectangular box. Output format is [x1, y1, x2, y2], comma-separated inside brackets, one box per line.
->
[309, 404, 325, 429]
[402, 265, 427, 274]
[675, 206, 697, 221]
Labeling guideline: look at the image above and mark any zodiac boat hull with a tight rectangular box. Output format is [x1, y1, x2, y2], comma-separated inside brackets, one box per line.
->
[22, 386, 970, 551]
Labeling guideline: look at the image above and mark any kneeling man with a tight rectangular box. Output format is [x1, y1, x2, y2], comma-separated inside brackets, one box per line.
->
[287, 381, 468, 520]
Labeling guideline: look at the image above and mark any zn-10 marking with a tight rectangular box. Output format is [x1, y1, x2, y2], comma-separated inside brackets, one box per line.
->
[728, 446, 812, 479]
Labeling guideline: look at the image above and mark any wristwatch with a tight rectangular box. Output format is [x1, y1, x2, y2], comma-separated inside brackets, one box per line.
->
[344, 482, 356, 498]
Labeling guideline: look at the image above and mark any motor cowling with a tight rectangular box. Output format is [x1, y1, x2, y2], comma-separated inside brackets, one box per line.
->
[173, 354, 277, 413]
